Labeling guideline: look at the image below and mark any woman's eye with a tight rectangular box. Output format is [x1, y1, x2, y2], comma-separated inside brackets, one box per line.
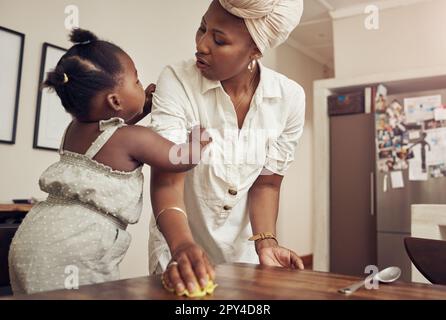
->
[214, 38, 225, 46]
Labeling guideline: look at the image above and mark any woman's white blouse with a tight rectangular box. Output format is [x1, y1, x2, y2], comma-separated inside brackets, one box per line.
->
[148, 59, 305, 273]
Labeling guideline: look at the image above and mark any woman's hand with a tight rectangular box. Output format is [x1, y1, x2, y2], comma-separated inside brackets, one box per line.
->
[162, 241, 216, 295]
[256, 239, 304, 270]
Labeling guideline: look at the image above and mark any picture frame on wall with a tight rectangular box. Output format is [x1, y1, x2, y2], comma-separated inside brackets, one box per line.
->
[33, 42, 72, 151]
[0, 26, 25, 144]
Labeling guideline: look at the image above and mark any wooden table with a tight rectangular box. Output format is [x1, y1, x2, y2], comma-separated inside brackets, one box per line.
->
[5, 263, 446, 300]
[0, 204, 33, 213]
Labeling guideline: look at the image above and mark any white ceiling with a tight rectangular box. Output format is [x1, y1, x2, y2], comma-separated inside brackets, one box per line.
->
[289, 0, 375, 69]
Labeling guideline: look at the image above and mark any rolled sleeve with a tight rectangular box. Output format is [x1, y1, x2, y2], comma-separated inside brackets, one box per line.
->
[149, 66, 190, 144]
[264, 86, 306, 176]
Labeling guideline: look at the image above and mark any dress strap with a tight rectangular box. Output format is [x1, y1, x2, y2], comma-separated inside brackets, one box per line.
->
[84, 117, 126, 159]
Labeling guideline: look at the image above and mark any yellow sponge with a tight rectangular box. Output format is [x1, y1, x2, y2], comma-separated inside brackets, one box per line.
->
[162, 277, 218, 298]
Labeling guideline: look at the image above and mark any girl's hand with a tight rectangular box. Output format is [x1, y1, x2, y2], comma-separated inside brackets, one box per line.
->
[143, 83, 156, 115]
[126, 84, 156, 125]
[256, 239, 304, 270]
[187, 126, 212, 165]
[162, 241, 215, 295]
[189, 125, 212, 147]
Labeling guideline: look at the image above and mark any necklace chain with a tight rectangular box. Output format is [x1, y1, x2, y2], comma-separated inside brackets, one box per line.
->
[232, 69, 259, 114]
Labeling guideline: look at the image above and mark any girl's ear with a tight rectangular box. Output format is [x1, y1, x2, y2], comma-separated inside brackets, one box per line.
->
[106, 93, 123, 111]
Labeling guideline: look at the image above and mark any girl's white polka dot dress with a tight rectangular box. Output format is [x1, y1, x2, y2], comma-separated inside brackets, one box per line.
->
[9, 118, 144, 295]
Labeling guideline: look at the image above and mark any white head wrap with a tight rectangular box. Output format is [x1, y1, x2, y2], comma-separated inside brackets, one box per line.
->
[218, 0, 304, 53]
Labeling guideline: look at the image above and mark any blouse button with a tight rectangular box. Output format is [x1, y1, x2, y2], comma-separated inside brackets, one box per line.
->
[228, 189, 238, 196]
[223, 205, 232, 211]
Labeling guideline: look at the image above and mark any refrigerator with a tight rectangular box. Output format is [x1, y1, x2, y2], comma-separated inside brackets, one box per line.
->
[376, 90, 446, 282]
[330, 89, 446, 282]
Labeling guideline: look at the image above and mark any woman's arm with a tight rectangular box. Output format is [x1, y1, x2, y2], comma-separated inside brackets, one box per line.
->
[151, 168, 215, 294]
[248, 170, 304, 269]
[147, 65, 215, 294]
[248, 170, 281, 246]
[249, 84, 306, 270]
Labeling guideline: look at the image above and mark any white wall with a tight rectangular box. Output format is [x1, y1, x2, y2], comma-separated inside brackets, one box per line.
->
[333, 0, 446, 78]
[0, 0, 324, 279]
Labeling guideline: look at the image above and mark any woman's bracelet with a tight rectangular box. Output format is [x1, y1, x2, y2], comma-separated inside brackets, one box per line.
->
[248, 232, 278, 244]
[155, 207, 188, 229]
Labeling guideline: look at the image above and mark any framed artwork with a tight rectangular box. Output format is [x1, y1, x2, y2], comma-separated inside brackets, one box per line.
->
[33, 42, 72, 151]
[0, 26, 25, 144]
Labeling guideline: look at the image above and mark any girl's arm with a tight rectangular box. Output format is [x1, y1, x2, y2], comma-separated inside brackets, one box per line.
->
[123, 125, 211, 172]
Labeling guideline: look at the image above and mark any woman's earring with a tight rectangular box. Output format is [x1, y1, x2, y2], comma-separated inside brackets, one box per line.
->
[248, 59, 256, 73]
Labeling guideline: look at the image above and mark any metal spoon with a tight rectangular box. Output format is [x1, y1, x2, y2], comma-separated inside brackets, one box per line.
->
[338, 266, 402, 295]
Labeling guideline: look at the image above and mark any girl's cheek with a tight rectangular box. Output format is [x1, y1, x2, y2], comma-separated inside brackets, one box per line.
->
[142, 90, 147, 104]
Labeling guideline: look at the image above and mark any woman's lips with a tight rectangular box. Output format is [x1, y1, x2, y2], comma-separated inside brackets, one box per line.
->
[196, 57, 210, 70]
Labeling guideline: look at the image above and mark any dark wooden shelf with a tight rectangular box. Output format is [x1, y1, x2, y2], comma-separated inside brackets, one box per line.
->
[0, 204, 33, 213]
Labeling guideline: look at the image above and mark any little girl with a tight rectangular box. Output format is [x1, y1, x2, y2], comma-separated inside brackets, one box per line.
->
[8, 29, 210, 295]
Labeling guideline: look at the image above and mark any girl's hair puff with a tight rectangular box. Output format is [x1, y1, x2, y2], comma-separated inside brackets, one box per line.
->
[43, 28, 126, 119]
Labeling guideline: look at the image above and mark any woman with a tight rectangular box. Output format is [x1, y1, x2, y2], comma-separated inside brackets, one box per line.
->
[149, 0, 305, 295]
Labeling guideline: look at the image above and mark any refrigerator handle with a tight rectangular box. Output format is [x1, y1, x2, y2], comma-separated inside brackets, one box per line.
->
[370, 172, 375, 216]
